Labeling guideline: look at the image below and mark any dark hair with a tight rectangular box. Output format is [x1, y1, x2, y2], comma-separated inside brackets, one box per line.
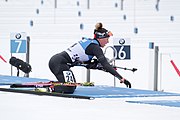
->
[94, 23, 110, 39]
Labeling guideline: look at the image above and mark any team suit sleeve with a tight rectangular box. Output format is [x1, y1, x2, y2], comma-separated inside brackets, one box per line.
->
[85, 43, 123, 80]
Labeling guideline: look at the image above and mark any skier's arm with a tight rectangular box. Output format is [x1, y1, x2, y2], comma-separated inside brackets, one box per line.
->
[85, 44, 131, 88]
[85, 44, 122, 79]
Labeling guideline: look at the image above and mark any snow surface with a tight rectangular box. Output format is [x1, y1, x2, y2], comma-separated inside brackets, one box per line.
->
[1, 91, 180, 120]
[0, 75, 180, 120]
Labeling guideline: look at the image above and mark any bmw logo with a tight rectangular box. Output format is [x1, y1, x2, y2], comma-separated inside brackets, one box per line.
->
[15, 33, 21, 39]
[119, 38, 125, 45]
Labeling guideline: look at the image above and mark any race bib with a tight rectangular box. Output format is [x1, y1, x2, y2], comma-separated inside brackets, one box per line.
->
[63, 71, 75, 83]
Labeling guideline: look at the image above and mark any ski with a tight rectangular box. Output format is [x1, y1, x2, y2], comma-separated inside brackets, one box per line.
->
[0, 87, 94, 100]
[10, 81, 94, 88]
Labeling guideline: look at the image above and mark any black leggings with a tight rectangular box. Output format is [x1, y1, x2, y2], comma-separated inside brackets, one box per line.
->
[49, 51, 72, 83]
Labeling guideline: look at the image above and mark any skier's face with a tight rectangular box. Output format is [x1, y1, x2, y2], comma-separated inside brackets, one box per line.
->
[98, 37, 109, 48]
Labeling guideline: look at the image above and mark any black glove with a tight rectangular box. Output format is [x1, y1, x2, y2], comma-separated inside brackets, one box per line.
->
[96, 63, 105, 70]
[68, 60, 83, 67]
[85, 59, 99, 69]
[85, 59, 106, 71]
[124, 79, 131, 88]
[120, 78, 131, 88]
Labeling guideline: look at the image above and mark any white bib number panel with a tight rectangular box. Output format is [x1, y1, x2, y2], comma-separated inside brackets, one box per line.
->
[63, 71, 75, 83]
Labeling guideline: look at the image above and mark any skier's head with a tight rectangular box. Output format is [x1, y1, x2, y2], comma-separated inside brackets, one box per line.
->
[94, 22, 113, 47]
[94, 22, 113, 39]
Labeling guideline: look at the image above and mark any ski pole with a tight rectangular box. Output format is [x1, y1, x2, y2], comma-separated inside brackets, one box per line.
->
[113, 66, 137, 72]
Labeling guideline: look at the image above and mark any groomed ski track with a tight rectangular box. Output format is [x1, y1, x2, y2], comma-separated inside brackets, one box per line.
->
[1, 75, 180, 120]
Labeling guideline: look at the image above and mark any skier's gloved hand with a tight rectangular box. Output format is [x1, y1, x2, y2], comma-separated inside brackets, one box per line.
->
[69, 60, 83, 67]
[85, 59, 106, 71]
[85, 63, 97, 69]
[120, 78, 131, 88]
[96, 63, 108, 72]
[85, 59, 99, 69]
[124, 80, 131, 88]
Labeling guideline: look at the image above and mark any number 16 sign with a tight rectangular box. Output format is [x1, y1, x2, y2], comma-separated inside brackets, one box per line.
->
[113, 38, 131, 60]
[10, 32, 27, 53]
